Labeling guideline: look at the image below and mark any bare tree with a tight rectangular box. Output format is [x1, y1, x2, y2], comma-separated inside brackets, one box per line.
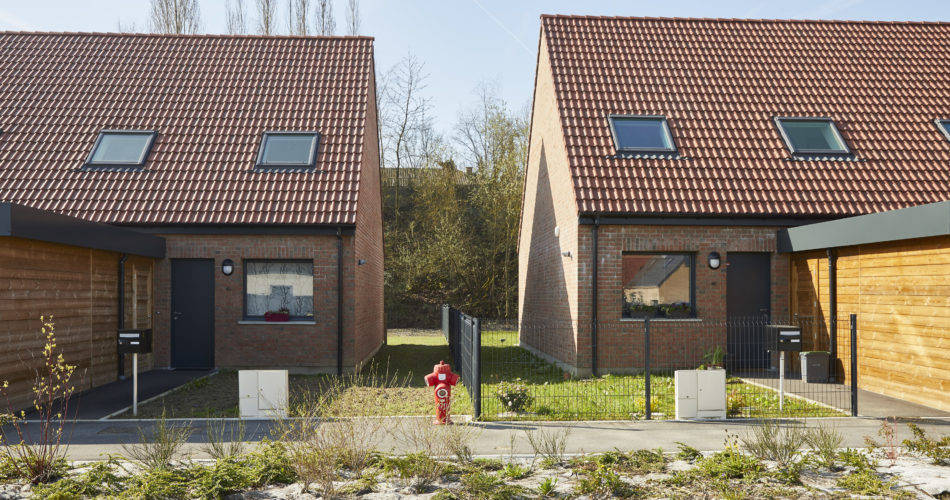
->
[345, 0, 360, 35]
[314, 0, 336, 35]
[256, 0, 278, 35]
[380, 54, 434, 224]
[148, 0, 201, 34]
[226, 0, 248, 34]
[116, 19, 138, 33]
[287, 0, 310, 35]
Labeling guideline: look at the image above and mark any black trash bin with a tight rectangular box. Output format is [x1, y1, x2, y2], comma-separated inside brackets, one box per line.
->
[801, 351, 829, 383]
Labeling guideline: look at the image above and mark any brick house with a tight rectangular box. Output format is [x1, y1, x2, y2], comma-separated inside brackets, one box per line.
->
[519, 16, 950, 376]
[0, 32, 383, 407]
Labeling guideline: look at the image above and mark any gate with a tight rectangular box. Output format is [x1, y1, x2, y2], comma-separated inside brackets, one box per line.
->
[441, 304, 481, 418]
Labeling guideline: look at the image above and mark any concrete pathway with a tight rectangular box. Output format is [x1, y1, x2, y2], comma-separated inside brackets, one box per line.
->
[13, 416, 949, 461]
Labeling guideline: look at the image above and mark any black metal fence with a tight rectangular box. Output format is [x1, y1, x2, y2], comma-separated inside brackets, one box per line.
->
[441, 305, 482, 418]
[445, 305, 861, 421]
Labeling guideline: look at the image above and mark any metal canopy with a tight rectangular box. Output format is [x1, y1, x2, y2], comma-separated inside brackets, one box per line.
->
[0, 203, 165, 258]
[777, 201, 950, 253]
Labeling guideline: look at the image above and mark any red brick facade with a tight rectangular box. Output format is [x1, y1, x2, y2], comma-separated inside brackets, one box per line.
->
[151, 233, 381, 372]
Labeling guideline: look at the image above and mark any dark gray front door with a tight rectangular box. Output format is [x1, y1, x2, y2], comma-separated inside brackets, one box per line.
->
[726, 252, 771, 370]
[171, 259, 214, 368]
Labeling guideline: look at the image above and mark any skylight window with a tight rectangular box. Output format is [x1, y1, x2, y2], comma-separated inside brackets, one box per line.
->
[935, 119, 950, 143]
[256, 132, 320, 168]
[85, 130, 157, 168]
[775, 118, 851, 156]
[608, 115, 677, 154]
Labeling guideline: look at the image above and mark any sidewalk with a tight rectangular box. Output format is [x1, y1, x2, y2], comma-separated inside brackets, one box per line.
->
[35, 416, 950, 460]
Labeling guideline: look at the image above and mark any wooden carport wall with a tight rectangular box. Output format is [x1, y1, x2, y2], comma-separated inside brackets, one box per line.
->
[779, 201, 950, 412]
[0, 203, 165, 411]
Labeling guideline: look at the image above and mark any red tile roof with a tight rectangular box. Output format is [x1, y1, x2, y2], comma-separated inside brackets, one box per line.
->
[541, 16, 950, 217]
[0, 32, 375, 225]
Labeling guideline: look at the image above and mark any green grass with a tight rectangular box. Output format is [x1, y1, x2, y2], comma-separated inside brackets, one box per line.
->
[116, 331, 840, 420]
[478, 330, 844, 420]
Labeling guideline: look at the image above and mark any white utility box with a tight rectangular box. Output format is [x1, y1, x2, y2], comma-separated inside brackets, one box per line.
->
[238, 370, 289, 418]
[674, 369, 726, 419]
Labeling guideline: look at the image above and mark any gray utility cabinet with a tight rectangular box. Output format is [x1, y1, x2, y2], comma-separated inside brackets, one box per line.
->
[801, 351, 829, 383]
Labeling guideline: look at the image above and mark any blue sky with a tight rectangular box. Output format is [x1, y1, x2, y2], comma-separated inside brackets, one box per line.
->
[2, 1, 949, 132]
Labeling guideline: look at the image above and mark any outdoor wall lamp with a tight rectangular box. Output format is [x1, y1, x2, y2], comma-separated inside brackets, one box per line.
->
[358, 259, 367, 265]
[221, 259, 234, 276]
[707, 252, 721, 270]
[561, 250, 572, 258]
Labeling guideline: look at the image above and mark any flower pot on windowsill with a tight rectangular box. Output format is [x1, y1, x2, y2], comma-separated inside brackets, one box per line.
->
[264, 311, 290, 322]
[626, 306, 658, 319]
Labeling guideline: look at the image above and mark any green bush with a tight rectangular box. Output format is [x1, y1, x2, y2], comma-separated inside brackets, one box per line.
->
[696, 448, 762, 480]
[902, 424, 950, 465]
[574, 464, 640, 498]
[495, 379, 533, 412]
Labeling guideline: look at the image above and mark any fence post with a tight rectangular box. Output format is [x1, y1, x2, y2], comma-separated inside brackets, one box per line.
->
[850, 314, 858, 417]
[644, 318, 651, 420]
[472, 317, 481, 420]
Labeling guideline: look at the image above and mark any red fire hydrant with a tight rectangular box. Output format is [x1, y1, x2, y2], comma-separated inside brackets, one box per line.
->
[424, 360, 459, 425]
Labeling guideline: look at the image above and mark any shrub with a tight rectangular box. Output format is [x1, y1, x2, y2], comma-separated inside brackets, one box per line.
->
[536, 477, 558, 497]
[675, 442, 702, 462]
[0, 317, 77, 484]
[523, 426, 570, 464]
[500, 462, 530, 480]
[739, 420, 805, 467]
[902, 423, 950, 465]
[574, 464, 639, 498]
[121, 409, 194, 470]
[805, 422, 843, 470]
[31, 458, 125, 499]
[836, 468, 911, 498]
[200, 419, 245, 460]
[697, 436, 762, 480]
[495, 379, 533, 412]
[726, 389, 747, 417]
[382, 452, 446, 494]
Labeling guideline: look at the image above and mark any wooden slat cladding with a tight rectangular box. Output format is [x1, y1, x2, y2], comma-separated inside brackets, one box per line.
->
[790, 235, 950, 412]
[0, 237, 154, 412]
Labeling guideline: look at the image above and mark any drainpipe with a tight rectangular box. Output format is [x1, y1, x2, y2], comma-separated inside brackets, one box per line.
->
[337, 228, 344, 376]
[117, 254, 128, 380]
[591, 217, 600, 377]
[827, 248, 837, 382]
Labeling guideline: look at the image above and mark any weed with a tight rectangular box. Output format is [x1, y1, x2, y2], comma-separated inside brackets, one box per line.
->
[121, 410, 193, 470]
[472, 457, 504, 471]
[902, 423, 950, 465]
[31, 458, 125, 499]
[432, 489, 460, 500]
[443, 422, 481, 463]
[501, 462, 531, 480]
[459, 469, 526, 500]
[382, 452, 446, 493]
[201, 419, 245, 460]
[524, 426, 571, 464]
[574, 464, 640, 498]
[338, 473, 378, 495]
[837, 448, 876, 470]
[0, 318, 78, 484]
[836, 468, 912, 498]
[804, 422, 842, 470]
[536, 476, 558, 497]
[697, 435, 762, 480]
[772, 458, 805, 485]
[740, 420, 805, 467]
[675, 442, 702, 462]
[240, 439, 297, 485]
[866, 417, 900, 465]
[727, 389, 748, 417]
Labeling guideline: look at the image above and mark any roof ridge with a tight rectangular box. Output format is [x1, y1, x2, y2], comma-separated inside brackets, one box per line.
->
[0, 30, 375, 40]
[539, 14, 950, 26]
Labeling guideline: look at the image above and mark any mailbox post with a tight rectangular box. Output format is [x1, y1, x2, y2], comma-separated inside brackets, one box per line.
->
[117, 329, 153, 416]
[765, 325, 801, 411]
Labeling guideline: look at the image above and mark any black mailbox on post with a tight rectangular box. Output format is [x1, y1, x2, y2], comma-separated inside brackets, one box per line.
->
[117, 329, 152, 354]
[765, 325, 802, 352]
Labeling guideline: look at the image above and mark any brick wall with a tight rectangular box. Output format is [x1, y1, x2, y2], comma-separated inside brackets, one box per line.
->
[518, 31, 581, 369]
[153, 234, 374, 372]
[353, 62, 385, 367]
[0, 237, 154, 411]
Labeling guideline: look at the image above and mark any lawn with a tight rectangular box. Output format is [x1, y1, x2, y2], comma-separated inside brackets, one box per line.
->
[478, 330, 844, 420]
[117, 331, 840, 420]
[115, 334, 473, 419]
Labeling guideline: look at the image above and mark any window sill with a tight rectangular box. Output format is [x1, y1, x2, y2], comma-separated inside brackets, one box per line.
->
[237, 320, 316, 325]
[620, 318, 704, 322]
